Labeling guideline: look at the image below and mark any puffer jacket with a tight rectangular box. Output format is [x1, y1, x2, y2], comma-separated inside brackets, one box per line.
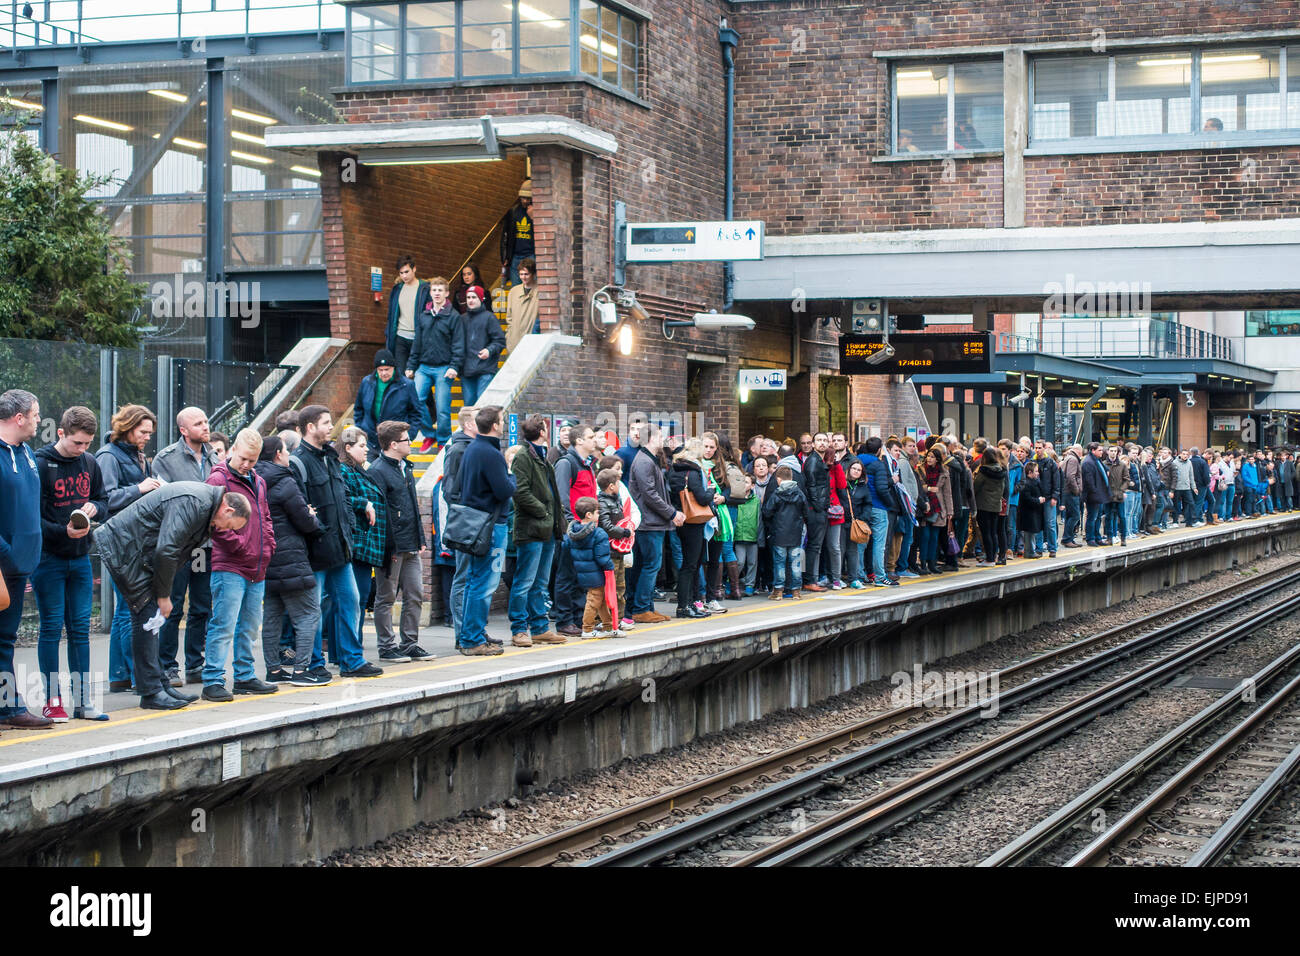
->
[563, 518, 613, 589]
[206, 459, 275, 583]
[802, 451, 830, 513]
[291, 441, 354, 571]
[256, 460, 320, 594]
[973, 461, 1007, 513]
[95, 439, 151, 515]
[407, 301, 465, 374]
[94, 481, 224, 612]
[762, 478, 811, 548]
[597, 491, 633, 546]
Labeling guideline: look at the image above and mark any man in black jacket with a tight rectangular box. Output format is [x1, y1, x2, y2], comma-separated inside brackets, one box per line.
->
[355, 350, 420, 461]
[291, 406, 383, 680]
[500, 181, 534, 284]
[367, 420, 434, 663]
[1190, 447, 1212, 525]
[1033, 444, 1062, 557]
[405, 276, 464, 453]
[386, 255, 431, 377]
[95, 482, 250, 710]
[453, 406, 515, 655]
[800, 432, 831, 589]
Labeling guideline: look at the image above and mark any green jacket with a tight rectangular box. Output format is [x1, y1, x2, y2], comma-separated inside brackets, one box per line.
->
[340, 462, 389, 569]
[511, 443, 563, 543]
[734, 494, 759, 542]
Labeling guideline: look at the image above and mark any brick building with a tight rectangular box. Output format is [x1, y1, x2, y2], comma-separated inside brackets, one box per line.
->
[267, 0, 1300, 449]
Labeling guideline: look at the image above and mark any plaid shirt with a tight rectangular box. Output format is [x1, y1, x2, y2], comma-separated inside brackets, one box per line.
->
[340, 462, 389, 568]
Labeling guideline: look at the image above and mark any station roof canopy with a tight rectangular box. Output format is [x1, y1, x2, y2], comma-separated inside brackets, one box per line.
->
[264, 113, 618, 159]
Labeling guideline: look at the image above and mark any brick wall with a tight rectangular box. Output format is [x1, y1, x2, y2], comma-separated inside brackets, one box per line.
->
[727, 0, 1300, 232]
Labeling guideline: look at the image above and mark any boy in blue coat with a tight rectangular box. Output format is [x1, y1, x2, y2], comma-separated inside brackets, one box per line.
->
[564, 496, 625, 638]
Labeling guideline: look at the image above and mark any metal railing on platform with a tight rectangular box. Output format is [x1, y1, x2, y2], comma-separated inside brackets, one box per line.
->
[997, 318, 1234, 362]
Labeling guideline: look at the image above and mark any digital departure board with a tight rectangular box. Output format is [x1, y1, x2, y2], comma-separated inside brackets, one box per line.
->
[839, 333, 992, 375]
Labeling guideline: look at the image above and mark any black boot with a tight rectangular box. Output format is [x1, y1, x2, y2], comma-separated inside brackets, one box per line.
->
[140, 690, 188, 710]
[164, 685, 199, 703]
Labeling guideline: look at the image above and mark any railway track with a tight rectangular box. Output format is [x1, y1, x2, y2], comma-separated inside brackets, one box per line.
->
[469, 562, 1300, 867]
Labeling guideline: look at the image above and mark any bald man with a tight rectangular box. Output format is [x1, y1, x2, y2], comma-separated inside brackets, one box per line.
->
[152, 405, 219, 685]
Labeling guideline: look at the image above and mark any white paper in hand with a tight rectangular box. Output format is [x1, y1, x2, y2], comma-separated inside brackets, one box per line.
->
[144, 610, 167, 634]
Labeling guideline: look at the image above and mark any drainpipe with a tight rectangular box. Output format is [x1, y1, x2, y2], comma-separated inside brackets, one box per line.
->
[719, 20, 739, 311]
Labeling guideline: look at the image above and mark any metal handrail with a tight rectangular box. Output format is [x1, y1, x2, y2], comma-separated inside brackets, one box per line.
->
[1006, 318, 1234, 362]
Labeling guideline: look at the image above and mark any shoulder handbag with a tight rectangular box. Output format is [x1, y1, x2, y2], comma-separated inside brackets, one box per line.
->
[846, 491, 872, 544]
[945, 524, 961, 557]
[680, 488, 713, 524]
[444, 501, 496, 557]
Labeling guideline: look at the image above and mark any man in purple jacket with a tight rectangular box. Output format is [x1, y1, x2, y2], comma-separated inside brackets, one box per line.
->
[202, 429, 277, 700]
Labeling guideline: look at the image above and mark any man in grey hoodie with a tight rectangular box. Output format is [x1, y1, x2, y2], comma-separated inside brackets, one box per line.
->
[1172, 449, 1198, 525]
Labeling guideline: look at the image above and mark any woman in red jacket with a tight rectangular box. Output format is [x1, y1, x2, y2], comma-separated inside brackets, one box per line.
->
[823, 446, 848, 588]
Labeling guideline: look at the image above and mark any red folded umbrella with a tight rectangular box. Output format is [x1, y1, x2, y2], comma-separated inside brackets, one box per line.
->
[603, 569, 619, 625]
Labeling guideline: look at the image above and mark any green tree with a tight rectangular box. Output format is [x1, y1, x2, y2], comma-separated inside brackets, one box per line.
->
[0, 117, 146, 346]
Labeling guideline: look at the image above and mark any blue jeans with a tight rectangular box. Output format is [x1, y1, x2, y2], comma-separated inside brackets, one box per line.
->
[1123, 491, 1142, 538]
[413, 364, 455, 447]
[458, 522, 508, 648]
[867, 508, 891, 580]
[32, 555, 93, 705]
[203, 571, 265, 686]
[508, 252, 531, 286]
[919, 523, 941, 567]
[1105, 502, 1125, 541]
[109, 579, 134, 684]
[0, 573, 28, 717]
[1037, 500, 1060, 554]
[1086, 503, 1105, 543]
[313, 565, 366, 672]
[460, 373, 494, 407]
[771, 546, 803, 593]
[628, 529, 665, 615]
[1221, 484, 1235, 519]
[893, 517, 914, 574]
[509, 537, 555, 636]
[1062, 493, 1081, 544]
[1175, 489, 1196, 523]
[352, 560, 373, 644]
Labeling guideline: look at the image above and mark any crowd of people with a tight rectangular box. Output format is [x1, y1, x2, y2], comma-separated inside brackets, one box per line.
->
[1, 375, 1296, 728]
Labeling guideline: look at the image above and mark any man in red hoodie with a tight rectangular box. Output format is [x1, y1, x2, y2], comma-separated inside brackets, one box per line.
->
[202, 428, 277, 701]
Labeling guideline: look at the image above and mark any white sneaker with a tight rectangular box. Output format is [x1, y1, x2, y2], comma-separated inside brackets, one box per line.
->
[620, 617, 637, 630]
[596, 628, 629, 639]
[705, 599, 727, 614]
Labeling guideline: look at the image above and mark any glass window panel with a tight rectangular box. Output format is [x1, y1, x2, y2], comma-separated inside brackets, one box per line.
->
[601, 7, 618, 34]
[153, 149, 204, 194]
[407, 52, 455, 79]
[462, 0, 512, 76]
[1201, 47, 1281, 131]
[579, 0, 599, 27]
[620, 39, 636, 71]
[407, 2, 455, 28]
[580, 44, 599, 77]
[521, 21, 570, 48]
[896, 63, 949, 152]
[1245, 311, 1300, 336]
[601, 54, 618, 85]
[520, 46, 570, 73]
[76, 132, 133, 197]
[954, 61, 1002, 149]
[229, 196, 323, 268]
[352, 4, 401, 32]
[463, 48, 513, 76]
[351, 55, 398, 82]
[1114, 51, 1191, 135]
[1033, 56, 1108, 139]
[104, 200, 205, 277]
[621, 64, 636, 93]
[621, 14, 637, 46]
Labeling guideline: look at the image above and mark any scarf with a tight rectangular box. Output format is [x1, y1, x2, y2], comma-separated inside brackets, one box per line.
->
[924, 461, 943, 514]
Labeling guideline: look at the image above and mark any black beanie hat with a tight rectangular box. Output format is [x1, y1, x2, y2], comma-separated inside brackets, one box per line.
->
[375, 348, 396, 369]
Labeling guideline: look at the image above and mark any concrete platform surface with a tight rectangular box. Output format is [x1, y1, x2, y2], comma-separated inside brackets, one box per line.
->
[1, 512, 1293, 782]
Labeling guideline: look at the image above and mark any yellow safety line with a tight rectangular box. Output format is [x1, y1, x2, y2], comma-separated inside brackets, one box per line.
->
[0, 517, 1239, 749]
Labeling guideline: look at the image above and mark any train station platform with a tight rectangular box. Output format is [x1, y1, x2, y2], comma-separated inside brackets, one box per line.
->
[3, 511, 1299, 866]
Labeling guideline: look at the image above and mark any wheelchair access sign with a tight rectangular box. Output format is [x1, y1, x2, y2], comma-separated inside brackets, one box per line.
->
[626, 221, 764, 262]
[739, 368, 787, 390]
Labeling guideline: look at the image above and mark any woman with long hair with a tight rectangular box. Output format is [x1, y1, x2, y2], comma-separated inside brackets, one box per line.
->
[96, 404, 160, 692]
[667, 438, 715, 619]
[842, 457, 873, 586]
[699, 431, 739, 611]
[973, 447, 1007, 567]
[917, 446, 953, 574]
[451, 263, 488, 314]
[337, 427, 389, 656]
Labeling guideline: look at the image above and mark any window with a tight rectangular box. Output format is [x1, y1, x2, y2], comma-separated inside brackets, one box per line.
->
[1032, 45, 1300, 146]
[579, 1, 637, 93]
[894, 61, 1003, 154]
[1246, 311, 1300, 336]
[350, 4, 401, 83]
[348, 0, 639, 94]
